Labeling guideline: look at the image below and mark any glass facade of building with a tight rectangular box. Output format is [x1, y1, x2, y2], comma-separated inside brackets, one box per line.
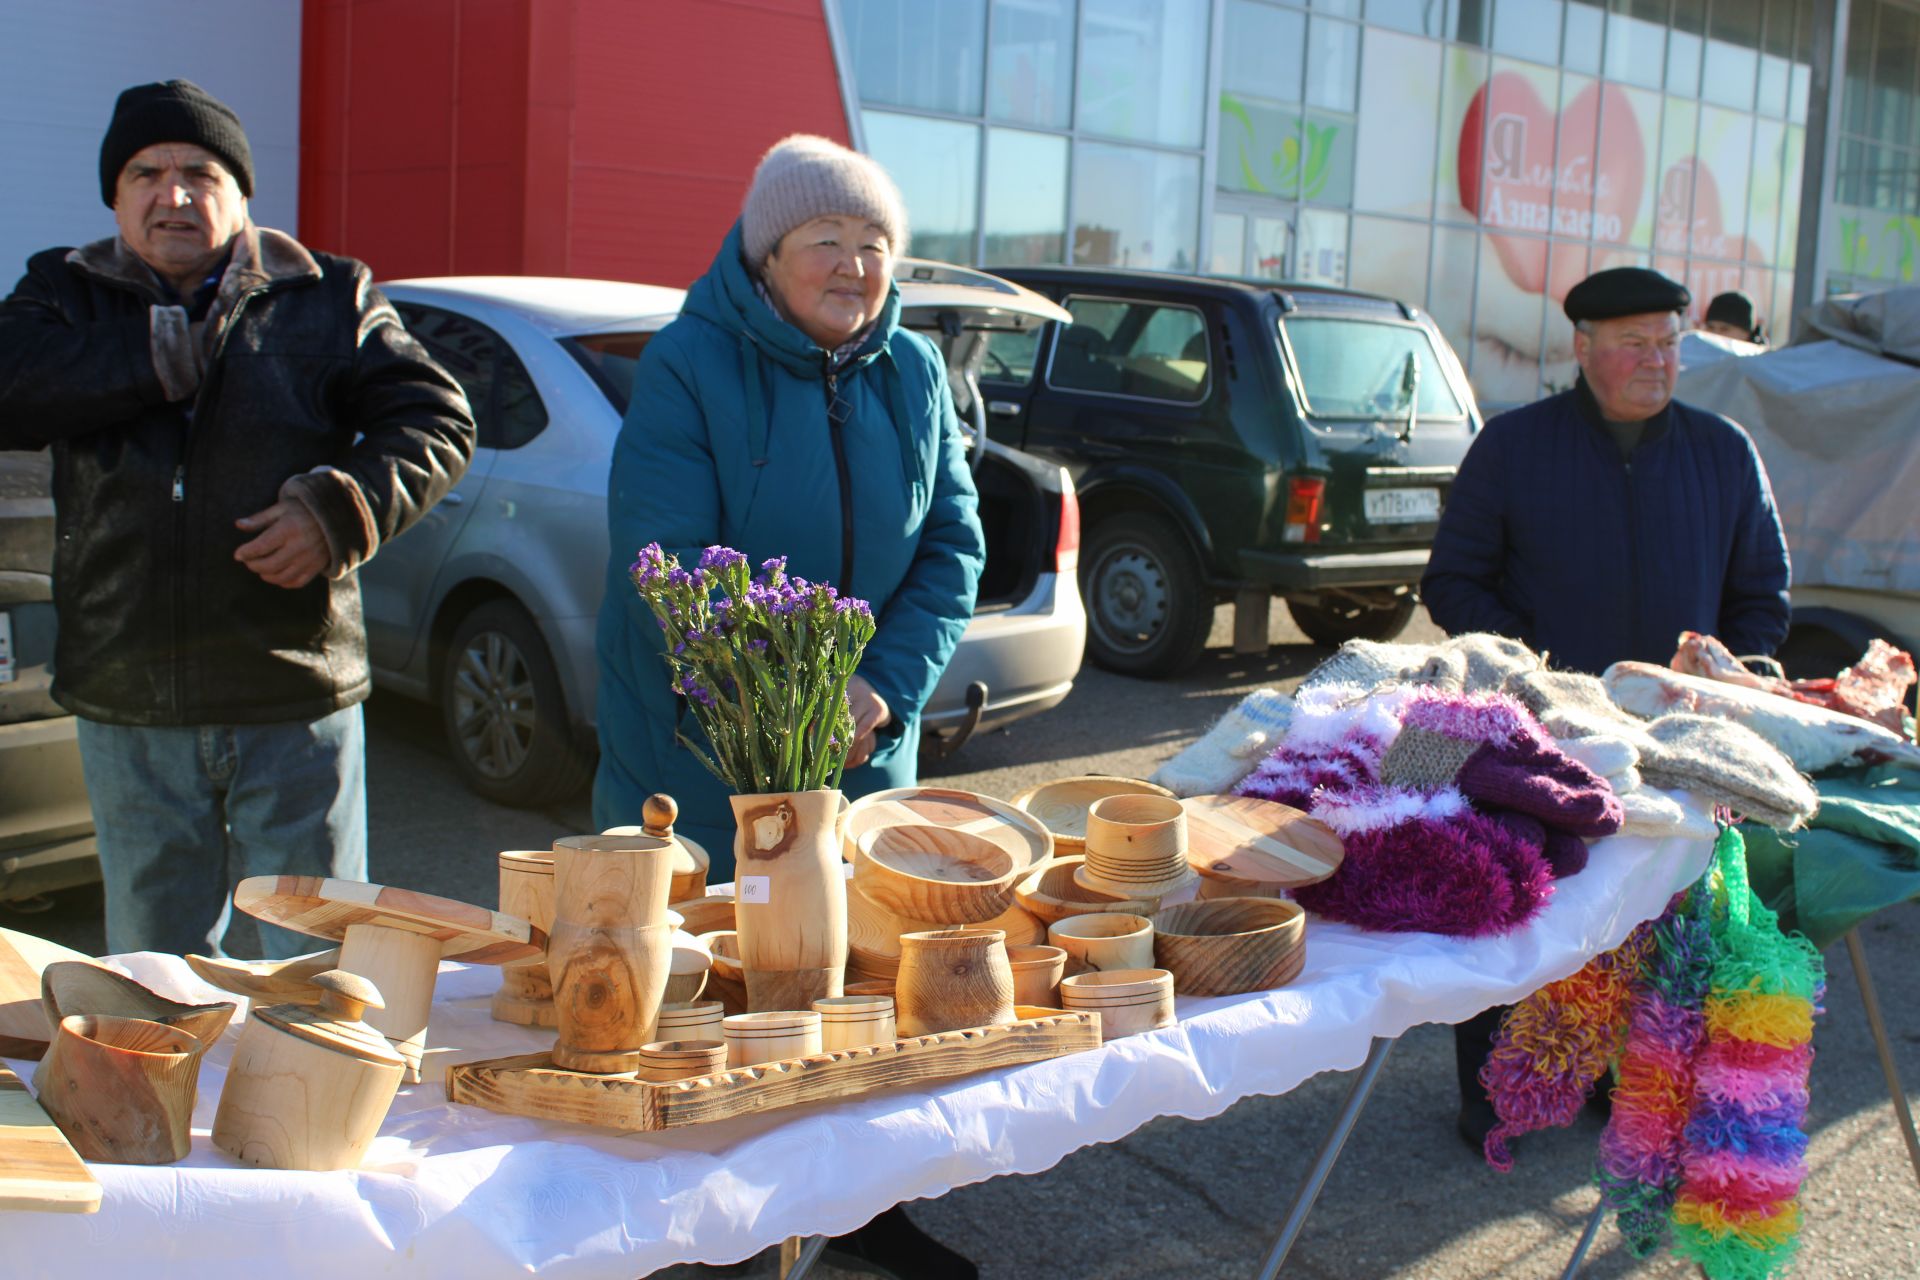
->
[836, 0, 1846, 410]
[1830, 0, 1920, 292]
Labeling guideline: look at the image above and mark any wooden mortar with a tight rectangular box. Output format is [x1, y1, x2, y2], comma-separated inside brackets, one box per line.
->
[34, 1014, 201, 1164]
[894, 928, 1015, 1036]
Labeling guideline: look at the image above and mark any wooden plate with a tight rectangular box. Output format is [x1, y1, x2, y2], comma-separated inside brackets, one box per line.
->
[1014, 856, 1161, 924]
[844, 787, 1051, 874]
[1179, 795, 1344, 889]
[0, 928, 94, 1047]
[233, 876, 545, 964]
[1011, 777, 1175, 853]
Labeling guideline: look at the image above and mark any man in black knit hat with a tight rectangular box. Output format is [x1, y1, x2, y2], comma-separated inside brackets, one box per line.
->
[0, 81, 475, 957]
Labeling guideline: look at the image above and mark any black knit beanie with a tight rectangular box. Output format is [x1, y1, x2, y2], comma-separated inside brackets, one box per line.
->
[100, 80, 254, 207]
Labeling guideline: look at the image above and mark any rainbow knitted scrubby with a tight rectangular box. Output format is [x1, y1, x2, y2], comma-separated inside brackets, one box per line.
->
[1670, 826, 1823, 1280]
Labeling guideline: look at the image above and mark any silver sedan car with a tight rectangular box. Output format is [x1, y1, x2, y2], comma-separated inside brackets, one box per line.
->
[372, 264, 1085, 807]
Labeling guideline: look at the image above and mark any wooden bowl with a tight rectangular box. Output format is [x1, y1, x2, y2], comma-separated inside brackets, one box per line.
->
[41, 962, 235, 1051]
[1150, 898, 1306, 997]
[1014, 855, 1158, 925]
[857, 824, 1017, 925]
[1180, 795, 1344, 890]
[844, 979, 897, 998]
[1058, 968, 1176, 1040]
[669, 895, 736, 938]
[181, 949, 340, 1006]
[1047, 913, 1155, 976]
[636, 1039, 727, 1083]
[843, 786, 1051, 873]
[1011, 776, 1176, 854]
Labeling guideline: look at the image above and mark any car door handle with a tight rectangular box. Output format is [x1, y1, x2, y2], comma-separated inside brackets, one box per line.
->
[442, 491, 465, 506]
[988, 400, 1023, 417]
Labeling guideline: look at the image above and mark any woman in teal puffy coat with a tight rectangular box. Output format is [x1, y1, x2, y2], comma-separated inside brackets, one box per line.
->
[593, 136, 987, 878]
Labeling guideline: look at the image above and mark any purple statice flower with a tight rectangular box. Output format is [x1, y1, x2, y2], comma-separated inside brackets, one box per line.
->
[758, 556, 787, 581]
[629, 542, 670, 588]
[674, 670, 716, 708]
[665, 566, 693, 590]
[746, 637, 770, 654]
[834, 596, 873, 620]
[699, 545, 747, 573]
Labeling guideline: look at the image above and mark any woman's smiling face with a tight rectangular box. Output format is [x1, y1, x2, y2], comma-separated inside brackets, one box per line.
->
[761, 215, 893, 351]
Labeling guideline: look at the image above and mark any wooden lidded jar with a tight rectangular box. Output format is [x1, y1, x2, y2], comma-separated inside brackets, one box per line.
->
[493, 850, 557, 1027]
[213, 969, 405, 1172]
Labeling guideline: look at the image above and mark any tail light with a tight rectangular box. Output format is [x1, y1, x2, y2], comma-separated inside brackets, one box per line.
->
[1054, 470, 1080, 573]
[1282, 476, 1325, 544]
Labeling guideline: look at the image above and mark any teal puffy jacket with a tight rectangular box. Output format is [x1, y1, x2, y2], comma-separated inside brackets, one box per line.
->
[593, 223, 986, 873]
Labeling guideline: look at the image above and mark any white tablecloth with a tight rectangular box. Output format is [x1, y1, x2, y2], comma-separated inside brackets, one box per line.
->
[1, 829, 1712, 1278]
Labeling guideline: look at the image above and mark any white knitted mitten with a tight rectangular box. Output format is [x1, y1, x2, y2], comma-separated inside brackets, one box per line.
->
[1150, 688, 1295, 797]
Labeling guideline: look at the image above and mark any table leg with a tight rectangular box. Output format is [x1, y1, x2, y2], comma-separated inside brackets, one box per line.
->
[1559, 1198, 1607, 1278]
[778, 1234, 828, 1280]
[1844, 928, 1920, 1189]
[1253, 1036, 1396, 1279]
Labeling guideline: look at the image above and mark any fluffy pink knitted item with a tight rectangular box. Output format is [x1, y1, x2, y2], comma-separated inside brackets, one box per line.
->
[1311, 782, 1471, 836]
[1456, 736, 1625, 838]
[1289, 812, 1555, 937]
[1399, 687, 1555, 751]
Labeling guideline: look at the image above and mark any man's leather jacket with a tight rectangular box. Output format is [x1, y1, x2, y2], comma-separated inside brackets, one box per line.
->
[0, 225, 475, 725]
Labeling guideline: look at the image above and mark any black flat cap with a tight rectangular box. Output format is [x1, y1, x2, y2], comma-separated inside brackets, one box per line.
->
[1705, 290, 1757, 333]
[1563, 267, 1690, 323]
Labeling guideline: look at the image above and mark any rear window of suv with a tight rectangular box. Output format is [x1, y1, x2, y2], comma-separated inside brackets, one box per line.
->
[1282, 318, 1465, 420]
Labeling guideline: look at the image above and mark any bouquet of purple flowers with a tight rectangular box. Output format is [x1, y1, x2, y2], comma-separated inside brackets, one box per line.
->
[629, 543, 877, 794]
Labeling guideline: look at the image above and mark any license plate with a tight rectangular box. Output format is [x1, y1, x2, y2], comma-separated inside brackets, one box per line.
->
[1363, 487, 1440, 524]
[0, 611, 12, 684]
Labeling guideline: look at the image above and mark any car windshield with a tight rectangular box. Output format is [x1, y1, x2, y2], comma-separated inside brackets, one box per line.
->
[563, 331, 657, 414]
[1280, 318, 1465, 420]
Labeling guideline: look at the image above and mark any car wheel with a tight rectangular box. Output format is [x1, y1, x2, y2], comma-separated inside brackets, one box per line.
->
[441, 599, 594, 807]
[1286, 593, 1418, 647]
[1080, 514, 1211, 678]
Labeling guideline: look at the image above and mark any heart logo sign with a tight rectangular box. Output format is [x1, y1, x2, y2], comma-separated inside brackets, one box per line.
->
[1459, 73, 1646, 299]
[1656, 158, 1769, 318]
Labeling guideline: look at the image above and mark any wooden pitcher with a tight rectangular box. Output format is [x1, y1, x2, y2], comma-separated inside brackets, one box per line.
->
[894, 928, 1015, 1036]
[548, 833, 676, 1073]
[730, 790, 848, 1011]
[35, 1014, 201, 1164]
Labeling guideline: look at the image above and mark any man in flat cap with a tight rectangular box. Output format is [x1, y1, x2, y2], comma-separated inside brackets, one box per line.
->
[0, 81, 475, 957]
[1420, 265, 1790, 1148]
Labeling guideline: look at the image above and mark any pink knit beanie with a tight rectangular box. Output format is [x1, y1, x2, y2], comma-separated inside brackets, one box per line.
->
[741, 134, 910, 267]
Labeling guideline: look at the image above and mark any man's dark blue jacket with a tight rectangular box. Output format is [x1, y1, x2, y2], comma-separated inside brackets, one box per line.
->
[1420, 378, 1791, 675]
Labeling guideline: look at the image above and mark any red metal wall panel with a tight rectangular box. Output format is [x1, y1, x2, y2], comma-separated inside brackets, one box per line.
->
[300, 0, 849, 286]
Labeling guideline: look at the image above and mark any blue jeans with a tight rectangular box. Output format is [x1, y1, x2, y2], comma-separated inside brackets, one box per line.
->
[75, 705, 368, 959]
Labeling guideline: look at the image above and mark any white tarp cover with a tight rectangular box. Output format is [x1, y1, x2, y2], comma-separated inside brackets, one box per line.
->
[1677, 301, 1920, 597]
[0, 828, 1711, 1279]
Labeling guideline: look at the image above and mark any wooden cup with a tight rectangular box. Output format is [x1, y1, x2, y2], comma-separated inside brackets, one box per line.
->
[636, 1040, 728, 1083]
[812, 995, 897, 1051]
[649, 999, 725, 1044]
[1082, 794, 1191, 895]
[894, 928, 1016, 1037]
[1006, 944, 1069, 1008]
[34, 1014, 201, 1164]
[1059, 968, 1176, 1041]
[493, 850, 557, 1027]
[548, 834, 677, 1074]
[1048, 913, 1155, 977]
[723, 1011, 824, 1068]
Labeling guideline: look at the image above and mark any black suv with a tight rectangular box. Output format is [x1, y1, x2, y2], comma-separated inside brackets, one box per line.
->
[982, 267, 1483, 676]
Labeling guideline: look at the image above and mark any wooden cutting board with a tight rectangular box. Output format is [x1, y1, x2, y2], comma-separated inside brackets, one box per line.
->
[0, 928, 94, 1046]
[234, 876, 544, 963]
[1180, 795, 1344, 889]
[0, 1066, 100, 1214]
[844, 787, 1051, 873]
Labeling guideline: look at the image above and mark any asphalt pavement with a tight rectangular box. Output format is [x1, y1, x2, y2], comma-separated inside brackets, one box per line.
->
[11, 605, 1918, 1279]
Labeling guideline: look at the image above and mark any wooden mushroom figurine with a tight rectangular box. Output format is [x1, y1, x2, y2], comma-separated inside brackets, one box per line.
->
[601, 793, 712, 903]
[213, 969, 406, 1172]
[232, 876, 544, 1082]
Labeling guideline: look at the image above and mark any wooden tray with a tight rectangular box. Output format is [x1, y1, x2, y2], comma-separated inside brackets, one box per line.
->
[0, 1065, 99, 1213]
[843, 787, 1051, 874]
[446, 1008, 1099, 1133]
[1179, 795, 1344, 889]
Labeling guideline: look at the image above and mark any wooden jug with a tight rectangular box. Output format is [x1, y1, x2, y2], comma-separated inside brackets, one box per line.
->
[212, 970, 405, 1172]
[548, 833, 676, 1072]
[729, 790, 848, 1011]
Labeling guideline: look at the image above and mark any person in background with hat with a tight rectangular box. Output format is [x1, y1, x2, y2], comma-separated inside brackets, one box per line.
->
[0, 81, 474, 958]
[594, 130, 985, 1278]
[1703, 289, 1767, 345]
[1420, 266, 1791, 1150]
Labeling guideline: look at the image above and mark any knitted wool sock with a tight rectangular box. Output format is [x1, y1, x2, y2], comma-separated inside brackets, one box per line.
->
[1619, 789, 1721, 841]
[1456, 737, 1625, 838]
[1557, 732, 1640, 780]
[1299, 640, 1444, 694]
[1379, 725, 1487, 791]
[1489, 810, 1593, 878]
[1638, 715, 1819, 832]
[1150, 688, 1295, 797]
[1506, 671, 1659, 754]
[1444, 633, 1543, 693]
